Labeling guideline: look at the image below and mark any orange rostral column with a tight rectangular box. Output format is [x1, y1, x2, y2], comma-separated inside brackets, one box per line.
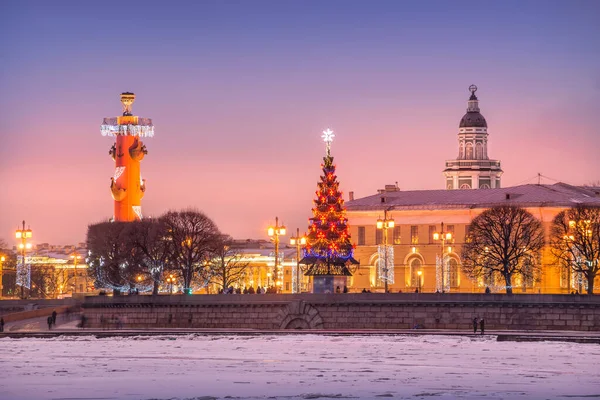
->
[100, 92, 154, 221]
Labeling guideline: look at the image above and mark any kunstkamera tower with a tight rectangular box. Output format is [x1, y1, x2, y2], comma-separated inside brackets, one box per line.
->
[100, 92, 154, 221]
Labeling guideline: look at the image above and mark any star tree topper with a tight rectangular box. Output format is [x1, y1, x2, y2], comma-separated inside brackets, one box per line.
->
[321, 128, 335, 156]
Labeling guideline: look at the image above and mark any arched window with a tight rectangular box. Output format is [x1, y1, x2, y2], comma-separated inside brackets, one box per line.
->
[480, 183, 490, 189]
[521, 256, 534, 290]
[370, 261, 379, 288]
[459, 144, 464, 159]
[475, 143, 483, 159]
[465, 143, 473, 159]
[409, 258, 422, 287]
[448, 258, 459, 287]
[460, 183, 471, 189]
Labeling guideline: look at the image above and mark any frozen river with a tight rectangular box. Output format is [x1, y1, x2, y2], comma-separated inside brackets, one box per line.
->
[1, 334, 599, 399]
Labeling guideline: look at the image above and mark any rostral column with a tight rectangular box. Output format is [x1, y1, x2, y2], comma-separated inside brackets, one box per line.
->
[100, 92, 154, 221]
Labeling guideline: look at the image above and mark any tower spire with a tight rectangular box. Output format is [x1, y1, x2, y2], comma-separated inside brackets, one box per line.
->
[467, 84, 480, 112]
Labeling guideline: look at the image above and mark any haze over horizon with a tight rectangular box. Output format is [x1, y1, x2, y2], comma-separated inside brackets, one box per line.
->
[1, 0, 599, 246]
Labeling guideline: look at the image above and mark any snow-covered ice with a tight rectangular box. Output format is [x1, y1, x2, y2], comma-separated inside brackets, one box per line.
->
[1, 334, 599, 399]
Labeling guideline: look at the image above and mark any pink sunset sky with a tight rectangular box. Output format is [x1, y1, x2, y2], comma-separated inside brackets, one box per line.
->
[1, 1, 599, 246]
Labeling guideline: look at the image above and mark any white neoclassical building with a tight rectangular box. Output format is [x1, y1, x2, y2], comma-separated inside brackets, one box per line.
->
[444, 85, 503, 190]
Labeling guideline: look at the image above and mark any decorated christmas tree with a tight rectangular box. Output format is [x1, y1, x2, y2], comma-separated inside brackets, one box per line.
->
[301, 129, 358, 282]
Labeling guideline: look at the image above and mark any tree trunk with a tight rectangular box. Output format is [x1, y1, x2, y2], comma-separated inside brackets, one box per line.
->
[504, 270, 513, 294]
[153, 280, 159, 295]
[587, 273, 595, 295]
[184, 266, 192, 294]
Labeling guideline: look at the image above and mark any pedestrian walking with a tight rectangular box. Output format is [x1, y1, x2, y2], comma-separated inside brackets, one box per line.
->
[472, 317, 479, 334]
[480, 318, 485, 335]
[51, 310, 57, 326]
[0, 317, 5, 332]
[47, 316, 53, 330]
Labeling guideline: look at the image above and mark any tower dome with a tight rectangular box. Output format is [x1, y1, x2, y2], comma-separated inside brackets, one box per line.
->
[459, 112, 487, 128]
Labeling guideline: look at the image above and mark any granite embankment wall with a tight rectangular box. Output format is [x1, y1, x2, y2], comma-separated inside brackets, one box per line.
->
[82, 293, 600, 331]
[0, 298, 80, 322]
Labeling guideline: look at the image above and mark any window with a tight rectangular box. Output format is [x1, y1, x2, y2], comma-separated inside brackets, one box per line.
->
[285, 282, 290, 291]
[375, 229, 383, 245]
[429, 225, 436, 244]
[560, 264, 570, 289]
[464, 225, 471, 241]
[411, 226, 419, 245]
[475, 142, 483, 159]
[448, 258, 459, 287]
[393, 226, 401, 244]
[460, 183, 471, 189]
[447, 225, 455, 243]
[358, 226, 365, 245]
[483, 270, 495, 288]
[465, 143, 473, 159]
[521, 257, 534, 289]
[410, 258, 422, 287]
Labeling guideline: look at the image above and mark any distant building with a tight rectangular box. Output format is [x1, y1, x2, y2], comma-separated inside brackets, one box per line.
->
[444, 85, 503, 189]
[346, 183, 600, 294]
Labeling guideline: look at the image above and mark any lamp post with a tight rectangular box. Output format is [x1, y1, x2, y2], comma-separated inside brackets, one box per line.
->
[15, 220, 33, 299]
[166, 274, 174, 294]
[290, 228, 307, 293]
[70, 253, 82, 294]
[0, 255, 5, 299]
[267, 217, 286, 292]
[432, 222, 453, 292]
[417, 270, 422, 293]
[376, 209, 395, 293]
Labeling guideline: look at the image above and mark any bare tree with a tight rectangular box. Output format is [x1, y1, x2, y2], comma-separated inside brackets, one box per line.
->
[30, 265, 61, 299]
[0, 241, 17, 297]
[461, 206, 545, 294]
[207, 235, 250, 291]
[86, 221, 143, 293]
[127, 219, 172, 295]
[550, 206, 600, 294]
[160, 209, 221, 294]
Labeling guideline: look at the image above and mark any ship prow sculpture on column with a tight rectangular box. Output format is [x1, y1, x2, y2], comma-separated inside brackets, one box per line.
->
[101, 92, 154, 221]
[300, 129, 359, 293]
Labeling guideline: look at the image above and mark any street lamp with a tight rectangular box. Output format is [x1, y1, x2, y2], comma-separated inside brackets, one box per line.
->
[432, 222, 453, 292]
[376, 209, 394, 293]
[71, 253, 82, 294]
[166, 274, 175, 294]
[417, 270, 422, 293]
[290, 228, 307, 293]
[267, 216, 286, 292]
[0, 255, 5, 299]
[15, 220, 33, 299]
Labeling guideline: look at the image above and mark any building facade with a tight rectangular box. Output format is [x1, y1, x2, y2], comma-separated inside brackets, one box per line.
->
[345, 183, 600, 294]
[444, 85, 503, 189]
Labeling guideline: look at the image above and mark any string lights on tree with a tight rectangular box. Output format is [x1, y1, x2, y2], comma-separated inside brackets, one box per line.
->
[300, 129, 359, 280]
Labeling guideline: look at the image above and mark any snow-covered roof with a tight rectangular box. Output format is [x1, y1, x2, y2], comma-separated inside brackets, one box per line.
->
[346, 183, 600, 212]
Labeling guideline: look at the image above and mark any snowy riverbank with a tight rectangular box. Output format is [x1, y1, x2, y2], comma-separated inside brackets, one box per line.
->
[1, 334, 598, 399]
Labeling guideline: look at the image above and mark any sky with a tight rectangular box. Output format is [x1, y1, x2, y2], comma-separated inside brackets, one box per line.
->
[1, 0, 599, 245]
